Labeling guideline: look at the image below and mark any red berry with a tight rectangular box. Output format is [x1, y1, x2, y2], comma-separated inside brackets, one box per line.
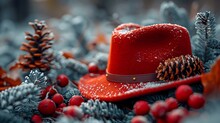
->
[151, 101, 168, 118]
[166, 108, 188, 123]
[63, 106, 84, 118]
[56, 107, 63, 113]
[53, 108, 63, 118]
[131, 116, 148, 123]
[57, 74, 69, 87]
[45, 86, 57, 96]
[40, 89, 47, 99]
[88, 62, 99, 73]
[38, 99, 56, 116]
[68, 95, 84, 106]
[156, 119, 167, 123]
[133, 100, 150, 115]
[188, 93, 205, 109]
[165, 97, 179, 111]
[175, 85, 193, 102]
[52, 93, 64, 105]
[59, 103, 67, 108]
[31, 114, 42, 123]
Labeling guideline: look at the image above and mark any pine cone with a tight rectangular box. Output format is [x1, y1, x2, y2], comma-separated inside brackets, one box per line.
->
[19, 19, 54, 71]
[156, 55, 204, 81]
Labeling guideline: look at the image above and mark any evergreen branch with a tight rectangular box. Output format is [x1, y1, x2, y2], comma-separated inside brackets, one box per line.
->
[95, 53, 108, 70]
[56, 116, 104, 123]
[56, 79, 81, 103]
[71, 16, 88, 56]
[207, 39, 220, 49]
[0, 83, 40, 118]
[0, 112, 28, 123]
[195, 11, 216, 40]
[191, 35, 206, 62]
[48, 53, 88, 81]
[160, 1, 190, 29]
[122, 112, 135, 123]
[80, 99, 124, 120]
[192, 11, 220, 71]
[23, 69, 48, 89]
[160, 1, 180, 23]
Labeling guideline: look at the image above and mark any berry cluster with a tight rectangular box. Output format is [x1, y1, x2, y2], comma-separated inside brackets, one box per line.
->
[131, 85, 205, 123]
[31, 74, 84, 123]
[175, 85, 205, 109]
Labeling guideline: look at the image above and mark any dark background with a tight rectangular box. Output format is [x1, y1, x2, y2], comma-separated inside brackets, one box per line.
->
[0, 0, 220, 23]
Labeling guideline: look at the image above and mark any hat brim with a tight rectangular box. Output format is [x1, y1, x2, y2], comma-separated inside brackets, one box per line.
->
[78, 74, 201, 102]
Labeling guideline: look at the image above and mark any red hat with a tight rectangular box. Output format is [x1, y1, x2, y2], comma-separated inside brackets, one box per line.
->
[78, 23, 201, 102]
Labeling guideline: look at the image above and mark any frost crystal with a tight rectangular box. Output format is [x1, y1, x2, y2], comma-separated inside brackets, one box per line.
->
[23, 69, 48, 88]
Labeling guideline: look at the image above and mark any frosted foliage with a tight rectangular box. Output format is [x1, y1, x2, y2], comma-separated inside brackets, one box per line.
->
[0, 83, 40, 118]
[80, 99, 124, 119]
[23, 69, 48, 88]
[160, 1, 190, 29]
[94, 53, 108, 70]
[56, 116, 104, 123]
[62, 87, 81, 103]
[192, 11, 220, 71]
[48, 53, 88, 81]
[0, 112, 28, 123]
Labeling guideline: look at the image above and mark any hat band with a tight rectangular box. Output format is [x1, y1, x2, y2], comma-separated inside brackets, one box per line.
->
[106, 72, 157, 83]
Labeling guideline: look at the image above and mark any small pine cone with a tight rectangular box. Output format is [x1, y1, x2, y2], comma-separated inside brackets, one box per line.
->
[19, 19, 54, 71]
[156, 55, 204, 81]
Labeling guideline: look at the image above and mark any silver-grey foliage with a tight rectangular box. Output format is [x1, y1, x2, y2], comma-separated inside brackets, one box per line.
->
[49, 52, 88, 81]
[23, 69, 48, 89]
[56, 116, 105, 123]
[95, 53, 108, 70]
[0, 111, 28, 123]
[0, 83, 40, 118]
[160, 1, 190, 30]
[191, 11, 220, 72]
[80, 99, 124, 120]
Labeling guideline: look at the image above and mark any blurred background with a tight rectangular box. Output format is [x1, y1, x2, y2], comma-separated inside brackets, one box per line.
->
[0, 0, 220, 69]
[1, 0, 220, 23]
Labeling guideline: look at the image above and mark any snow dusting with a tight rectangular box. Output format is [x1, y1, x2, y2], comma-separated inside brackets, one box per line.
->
[79, 74, 199, 101]
[118, 26, 138, 34]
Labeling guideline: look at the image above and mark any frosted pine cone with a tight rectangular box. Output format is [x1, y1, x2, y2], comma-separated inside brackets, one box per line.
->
[156, 55, 204, 81]
[19, 20, 54, 71]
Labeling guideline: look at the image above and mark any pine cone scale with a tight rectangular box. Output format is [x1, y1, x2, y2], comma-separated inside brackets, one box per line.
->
[30, 48, 38, 52]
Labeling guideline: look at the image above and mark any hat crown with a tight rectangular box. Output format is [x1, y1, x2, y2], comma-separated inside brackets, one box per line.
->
[107, 23, 192, 75]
